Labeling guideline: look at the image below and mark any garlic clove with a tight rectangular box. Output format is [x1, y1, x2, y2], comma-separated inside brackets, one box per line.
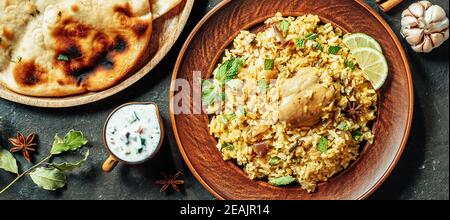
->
[401, 16, 419, 28]
[428, 18, 449, 33]
[430, 32, 447, 49]
[402, 9, 414, 18]
[402, 28, 424, 45]
[421, 35, 434, 52]
[419, 1, 432, 9]
[425, 5, 447, 23]
[409, 2, 426, 18]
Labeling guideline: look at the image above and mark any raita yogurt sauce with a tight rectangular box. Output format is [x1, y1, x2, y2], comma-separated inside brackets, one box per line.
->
[105, 103, 162, 163]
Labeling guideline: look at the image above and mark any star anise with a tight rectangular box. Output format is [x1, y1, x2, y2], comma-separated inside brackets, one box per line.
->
[343, 102, 363, 121]
[156, 171, 184, 193]
[9, 132, 37, 163]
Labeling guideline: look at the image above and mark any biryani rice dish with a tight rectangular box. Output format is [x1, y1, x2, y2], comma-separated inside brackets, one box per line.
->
[204, 13, 378, 192]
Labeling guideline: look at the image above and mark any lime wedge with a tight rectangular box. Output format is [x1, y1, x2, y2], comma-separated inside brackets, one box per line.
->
[343, 33, 382, 52]
[351, 47, 388, 90]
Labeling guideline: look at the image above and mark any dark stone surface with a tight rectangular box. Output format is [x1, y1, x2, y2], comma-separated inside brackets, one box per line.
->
[0, 0, 448, 200]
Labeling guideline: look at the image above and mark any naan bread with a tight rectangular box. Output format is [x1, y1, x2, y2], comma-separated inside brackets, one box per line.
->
[151, 0, 182, 19]
[0, 0, 153, 97]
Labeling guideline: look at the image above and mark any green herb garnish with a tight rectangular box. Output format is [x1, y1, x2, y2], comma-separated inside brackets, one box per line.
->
[337, 121, 349, 131]
[258, 79, 268, 93]
[229, 113, 236, 121]
[140, 138, 146, 146]
[238, 106, 247, 116]
[12, 56, 22, 63]
[201, 80, 222, 106]
[215, 58, 243, 84]
[220, 115, 228, 124]
[328, 45, 342, 55]
[221, 143, 234, 151]
[305, 33, 318, 40]
[296, 39, 305, 48]
[268, 176, 296, 186]
[278, 20, 290, 32]
[316, 42, 323, 51]
[269, 156, 281, 166]
[352, 130, 363, 141]
[344, 60, 355, 70]
[264, 59, 275, 70]
[57, 54, 70, 61]
[317, 137, 328, 153]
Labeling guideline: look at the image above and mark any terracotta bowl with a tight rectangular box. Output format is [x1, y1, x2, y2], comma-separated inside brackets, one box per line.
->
[170, 0, 414, 200]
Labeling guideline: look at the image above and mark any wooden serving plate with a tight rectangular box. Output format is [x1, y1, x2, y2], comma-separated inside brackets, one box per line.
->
[170, 0, 414, 200]
[0, 0, 194, 108]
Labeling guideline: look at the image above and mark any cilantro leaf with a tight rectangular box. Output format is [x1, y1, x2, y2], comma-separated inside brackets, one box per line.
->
[317, 137, 328, 153]
[352, 130, 363, 141]
[305, 33, 318, 40]
[264, 59, 275, 70]
[337, 121, 349, 131]
[269, 156, 281, 166]
[258, 79, 268, 93]
[328, 45, 341, 55]
[296, 39, 305, 48]
[278, 20, 290, 32]
[57, 54, 70, 61]
[344, 60, 355, 70]
[238, 106, 247, 116]
[215, 58, 243, 84]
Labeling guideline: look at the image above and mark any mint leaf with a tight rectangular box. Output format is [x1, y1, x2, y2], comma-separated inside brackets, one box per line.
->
[0, 148, 18, 174]
[328, 45, 341, 55]
[215, 58, 243, 84]
[30, 167, 67, 191]
[296, 39, 305, 48]
[316, 42, 323, 51]
[51, 130, 88, 155]
[221, 143, 234, 151]
[57, 54, 70, 61]
[269, 156, 281, 166]
[305, 33, 318, 40]
[51, 150, 89, 172]
[220, 115, 228, 124]
[337, 121, 349, 131]
[258, 79, 268, 93]
[238, 106, 247, 116]
[352, 130, 363, 141]
[269, 176, 296, 186]
[201, 80, 218, 106]
[317, 137, 328, 153]
[344, 60, 355, 70]
[278, 20, 290, 32]
[264, 59, 274, 70]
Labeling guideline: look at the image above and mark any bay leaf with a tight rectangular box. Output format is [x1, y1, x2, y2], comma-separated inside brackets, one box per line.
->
[29, 167, 66, 190]
[0, 148, 18, 174]
[51, 130, 88, 155]
[51, 150, 89, 172]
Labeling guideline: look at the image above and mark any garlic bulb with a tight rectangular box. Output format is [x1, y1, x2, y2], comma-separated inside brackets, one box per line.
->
[401, 1, 449, 53]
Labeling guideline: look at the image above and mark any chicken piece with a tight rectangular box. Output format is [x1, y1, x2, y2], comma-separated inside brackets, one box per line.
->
[279, 68, 336, 128]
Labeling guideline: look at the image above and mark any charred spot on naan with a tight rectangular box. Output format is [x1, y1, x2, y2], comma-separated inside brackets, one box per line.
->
[52, 19, 130, 85]
[2, 27, 13, 40]
[13, 60, 47, 87]
[114, 3, 150, 38]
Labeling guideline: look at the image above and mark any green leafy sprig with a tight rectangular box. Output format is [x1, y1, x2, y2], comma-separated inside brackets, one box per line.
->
[0, 130, 89, 194]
